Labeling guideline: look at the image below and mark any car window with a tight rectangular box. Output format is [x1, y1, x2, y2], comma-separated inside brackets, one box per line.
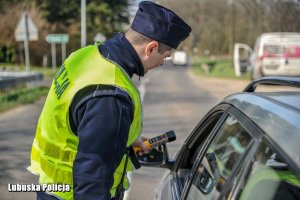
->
[237, 139, 300, 200]
[176, 112, 224, 191]
[186, 115, 252, 200]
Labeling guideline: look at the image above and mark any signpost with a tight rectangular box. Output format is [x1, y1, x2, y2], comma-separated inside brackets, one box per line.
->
[81, 0, 86, 47]
[15, 12, 38, 71]
[46, 34, 69, 71]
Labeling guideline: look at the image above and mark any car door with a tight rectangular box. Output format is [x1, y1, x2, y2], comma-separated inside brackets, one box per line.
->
[157, 104, 230, 200]
[180, 107, 260, 200]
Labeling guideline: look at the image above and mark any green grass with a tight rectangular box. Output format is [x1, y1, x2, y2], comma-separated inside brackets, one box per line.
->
[191, 56, 251, 80]
[0, 63, 53, 112]
[0, 87, 49, 113]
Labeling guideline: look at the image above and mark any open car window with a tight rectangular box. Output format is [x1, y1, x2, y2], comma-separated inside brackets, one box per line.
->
[186, 114, 253, 200]
[176, 111, 225, 192]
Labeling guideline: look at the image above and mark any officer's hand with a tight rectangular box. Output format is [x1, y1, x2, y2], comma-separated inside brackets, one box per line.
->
[132, 136, 151, 155]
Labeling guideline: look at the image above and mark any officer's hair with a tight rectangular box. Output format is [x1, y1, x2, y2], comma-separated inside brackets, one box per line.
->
[125, 28, 172, 54]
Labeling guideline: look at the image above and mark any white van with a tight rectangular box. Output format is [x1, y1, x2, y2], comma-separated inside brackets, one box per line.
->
[234, 32, 300, 79]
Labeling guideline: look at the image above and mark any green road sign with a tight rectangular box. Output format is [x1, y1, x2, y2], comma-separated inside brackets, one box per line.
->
[46, 34, 69, 44]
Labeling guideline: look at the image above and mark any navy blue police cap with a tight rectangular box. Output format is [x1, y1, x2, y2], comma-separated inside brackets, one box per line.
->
[131, 1, 192, 49]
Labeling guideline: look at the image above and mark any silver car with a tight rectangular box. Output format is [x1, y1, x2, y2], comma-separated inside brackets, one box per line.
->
[138, 76, 300, 200]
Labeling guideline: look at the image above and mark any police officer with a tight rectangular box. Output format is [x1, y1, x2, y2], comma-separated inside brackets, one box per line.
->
[29, 1, 191, 199]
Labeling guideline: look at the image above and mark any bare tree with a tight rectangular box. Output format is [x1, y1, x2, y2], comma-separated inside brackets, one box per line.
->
[160, 0, 300, 56]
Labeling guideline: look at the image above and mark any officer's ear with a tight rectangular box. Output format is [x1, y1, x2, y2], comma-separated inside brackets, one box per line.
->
[145, 41, 159, 56]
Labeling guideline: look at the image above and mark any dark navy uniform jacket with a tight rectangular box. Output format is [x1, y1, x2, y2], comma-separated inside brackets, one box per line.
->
[72, 33, 144, 200]
[37, 33, 144, 200]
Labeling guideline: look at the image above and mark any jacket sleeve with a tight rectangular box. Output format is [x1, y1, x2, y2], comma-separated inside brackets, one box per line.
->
[72, 89, 133, 200]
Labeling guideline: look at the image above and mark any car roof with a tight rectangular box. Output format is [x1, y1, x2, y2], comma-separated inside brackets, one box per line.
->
[224, 91, 300, 168]
[260, 32, 300, 38]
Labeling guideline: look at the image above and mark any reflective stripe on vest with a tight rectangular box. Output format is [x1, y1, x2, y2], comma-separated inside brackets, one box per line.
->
[28, 45, 142, 199]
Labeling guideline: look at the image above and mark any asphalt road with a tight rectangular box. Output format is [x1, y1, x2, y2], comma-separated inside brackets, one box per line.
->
[0, 65, 249, 200]
[126, 65, 219, 200]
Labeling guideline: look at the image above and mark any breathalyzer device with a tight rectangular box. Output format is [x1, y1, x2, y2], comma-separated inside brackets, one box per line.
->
[133, 130, 176, 152]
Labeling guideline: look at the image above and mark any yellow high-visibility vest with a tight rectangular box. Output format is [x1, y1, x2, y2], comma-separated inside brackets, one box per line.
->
[28, 44, 143, 199]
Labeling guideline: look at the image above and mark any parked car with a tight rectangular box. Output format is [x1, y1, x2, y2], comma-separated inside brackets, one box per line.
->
[234, 32, 300, 79]
[138, 76, 300, 200]
[172, 51, 188, 66]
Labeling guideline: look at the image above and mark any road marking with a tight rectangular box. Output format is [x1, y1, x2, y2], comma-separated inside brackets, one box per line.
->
[138, 77, 149, 102]
[124, 77, 149, 200]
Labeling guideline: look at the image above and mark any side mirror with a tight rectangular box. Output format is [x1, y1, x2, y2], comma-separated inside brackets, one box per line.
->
[193, 164, 215, 194]
[192, 154, 225, 195]
[136, 144, 174, 170]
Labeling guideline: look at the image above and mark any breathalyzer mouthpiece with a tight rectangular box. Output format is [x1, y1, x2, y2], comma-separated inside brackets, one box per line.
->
[165, 130, 176, 142]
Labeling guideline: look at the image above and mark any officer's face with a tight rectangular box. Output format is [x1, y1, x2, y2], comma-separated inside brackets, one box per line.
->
[143, 41, 173, 73]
